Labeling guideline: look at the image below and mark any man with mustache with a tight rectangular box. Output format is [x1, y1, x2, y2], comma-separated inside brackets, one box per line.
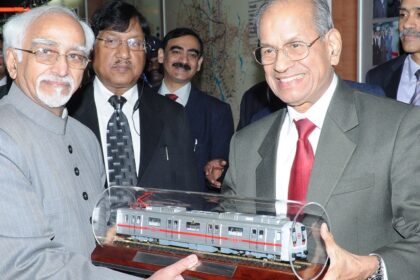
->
[68, 1, 199, 191]
[0, 5, 197, 279]
[366, 0, 420, 104]
[155, 28, 234, 191]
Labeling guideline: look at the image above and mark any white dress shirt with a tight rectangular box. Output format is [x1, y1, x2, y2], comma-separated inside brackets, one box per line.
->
[275, 74, 337, 214]
[93, 77, 141, 183]
[397, 55, 420, 103]
[158, 79, 191, 107]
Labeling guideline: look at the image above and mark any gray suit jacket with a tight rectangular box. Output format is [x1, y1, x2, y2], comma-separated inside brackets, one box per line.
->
[223, 79, 420, 279]
[0, 84, 138, 279]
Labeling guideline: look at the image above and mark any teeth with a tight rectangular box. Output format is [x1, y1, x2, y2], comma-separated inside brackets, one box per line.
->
[279, 74, 304, 83]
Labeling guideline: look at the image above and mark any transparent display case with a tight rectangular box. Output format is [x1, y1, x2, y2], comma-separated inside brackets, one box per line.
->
[91, 186, 330, 280]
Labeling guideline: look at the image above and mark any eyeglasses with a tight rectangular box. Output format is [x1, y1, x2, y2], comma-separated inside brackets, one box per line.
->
[13, 47, 89, 69]
[253, 36, 322, 65]
[96, 37, 146, 52]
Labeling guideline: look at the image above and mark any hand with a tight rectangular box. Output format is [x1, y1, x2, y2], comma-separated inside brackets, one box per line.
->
[204, 159, 227, 189]
[321, 223, 379, 280]
[147, 254, 198, 280]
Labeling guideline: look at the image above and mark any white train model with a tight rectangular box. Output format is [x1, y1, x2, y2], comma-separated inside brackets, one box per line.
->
[116, 205, 308, 262]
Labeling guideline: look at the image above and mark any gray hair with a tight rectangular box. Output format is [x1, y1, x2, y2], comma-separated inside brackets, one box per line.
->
[256, 0, 334, 39]
[3, 5, 94, 61]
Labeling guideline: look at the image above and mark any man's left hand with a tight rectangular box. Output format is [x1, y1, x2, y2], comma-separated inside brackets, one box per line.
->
[321, 223, 379, 280]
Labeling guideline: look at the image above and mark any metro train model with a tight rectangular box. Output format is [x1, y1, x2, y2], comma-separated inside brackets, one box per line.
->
[115, 205, 308, 262]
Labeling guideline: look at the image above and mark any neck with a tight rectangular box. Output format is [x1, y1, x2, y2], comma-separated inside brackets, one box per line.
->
[163, 79, 189, 92]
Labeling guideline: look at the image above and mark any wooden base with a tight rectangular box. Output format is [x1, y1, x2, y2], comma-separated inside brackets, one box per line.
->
[91, 242, 326, 279]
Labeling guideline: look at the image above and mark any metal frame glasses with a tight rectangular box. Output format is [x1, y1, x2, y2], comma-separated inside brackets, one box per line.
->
[14, 47, 89, 70]
[253, 36, 322, 65]
[96, 37, 146, 52]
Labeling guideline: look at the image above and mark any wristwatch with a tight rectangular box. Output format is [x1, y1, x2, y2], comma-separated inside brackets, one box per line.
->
[367, 254, 384, 280]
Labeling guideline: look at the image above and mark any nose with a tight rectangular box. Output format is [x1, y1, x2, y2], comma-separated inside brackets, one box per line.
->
[272, 49, 295, 73]
[115, 41, 131, 59]
[51, 54, 70, 77]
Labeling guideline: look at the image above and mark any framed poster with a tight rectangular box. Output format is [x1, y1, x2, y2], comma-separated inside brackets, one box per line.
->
[358, 0, 401, 81]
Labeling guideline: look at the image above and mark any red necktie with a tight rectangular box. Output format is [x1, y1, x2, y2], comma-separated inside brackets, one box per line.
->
[165, 93, 178, 101]
[287, 118, 316, 216]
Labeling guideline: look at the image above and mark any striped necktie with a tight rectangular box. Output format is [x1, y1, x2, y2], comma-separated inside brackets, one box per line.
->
[410, 69, 420, 106]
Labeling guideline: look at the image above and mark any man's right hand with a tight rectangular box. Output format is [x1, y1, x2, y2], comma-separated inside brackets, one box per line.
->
[147, 254, 198, 280]
[204, 159, 227, 189]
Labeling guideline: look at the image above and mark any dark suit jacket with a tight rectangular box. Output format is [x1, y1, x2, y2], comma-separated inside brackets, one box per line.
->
[67, 81, 199, 191]
[152, 85, 234, 192]
[184, 86, 234, 191]
[223, 79, 420, 279]
[366, 54, 407, 99]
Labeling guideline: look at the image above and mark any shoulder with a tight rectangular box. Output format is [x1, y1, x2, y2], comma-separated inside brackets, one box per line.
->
[367, 55, 406, 78]
[190, 87, 231, 111]
[234, 110, 282, 142]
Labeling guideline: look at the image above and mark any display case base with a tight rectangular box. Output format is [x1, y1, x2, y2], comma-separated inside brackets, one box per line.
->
[91, 243, 325, 280]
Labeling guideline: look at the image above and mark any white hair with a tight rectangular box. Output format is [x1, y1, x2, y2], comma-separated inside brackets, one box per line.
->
[3, 5, 94, 61]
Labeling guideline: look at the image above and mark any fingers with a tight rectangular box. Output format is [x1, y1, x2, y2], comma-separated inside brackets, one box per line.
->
[167, 254, 199, 276]
[148, 254, 198, 280]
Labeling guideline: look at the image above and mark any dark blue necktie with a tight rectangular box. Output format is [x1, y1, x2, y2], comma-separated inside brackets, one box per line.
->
[106, 95, 137, 186]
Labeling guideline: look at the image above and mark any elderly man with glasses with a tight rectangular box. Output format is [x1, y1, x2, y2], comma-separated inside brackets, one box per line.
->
[68, 1, 199, 192]
[0, 4, 197, 280]
[222, 0, 420, 279]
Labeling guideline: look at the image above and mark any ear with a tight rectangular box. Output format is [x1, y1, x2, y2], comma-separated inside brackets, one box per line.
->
[5, 48, 18, 79]
[325, 28, 342, 66]
[197, 56, 204, 72]
[157, 48, 164, 64]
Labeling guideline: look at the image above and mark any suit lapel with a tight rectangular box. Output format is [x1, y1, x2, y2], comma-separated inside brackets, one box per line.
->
[307, 79, 358, 207]
[256, 111, 286, 199]
[138, 87, 164, 179]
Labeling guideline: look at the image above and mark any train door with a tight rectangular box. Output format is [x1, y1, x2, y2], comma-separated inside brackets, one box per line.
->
[166, 218, 180, 241]
[250, 227, 265, 253]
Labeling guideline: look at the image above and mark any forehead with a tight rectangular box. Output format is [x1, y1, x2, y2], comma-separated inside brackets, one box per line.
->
[166, 35, 200, 49]
[26, 13, 85, 48]
[259, 0, 316, 43]
[100, 18, 144, 38]
[401, 0, 420, 9]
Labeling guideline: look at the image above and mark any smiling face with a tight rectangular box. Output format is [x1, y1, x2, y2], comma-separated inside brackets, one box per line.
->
[158, 35, 203, 90]
[259, 0, 341, 113]
[399, 0, 420, 62]
[92, 17, 146, 95]
[6, 12, 86, 116]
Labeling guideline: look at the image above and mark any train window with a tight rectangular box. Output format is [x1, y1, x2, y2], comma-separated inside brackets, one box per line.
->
[208, 224, 213, 233]
[174, 220, 178, 228]
[228, 226, 243, 237]
[259, 229, 264, 238]
[251, 229, 257, 237]
[215, 225, 220, 233]
[148, 217, 161, 227]
[125, 214, 129, 223]
[186, 221, 200, 231]
[276, 231, 281, 240]
[136, 216, 141, 224]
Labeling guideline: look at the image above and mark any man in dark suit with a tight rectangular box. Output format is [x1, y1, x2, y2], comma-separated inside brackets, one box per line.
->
[155, 28, 234, 192]
[366, 0, 419, 103]
[68, 1, 198, 191]
[222, 0, 420, 279]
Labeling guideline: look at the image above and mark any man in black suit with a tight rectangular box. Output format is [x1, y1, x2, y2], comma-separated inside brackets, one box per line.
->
[155, 28, 234, 191]
[68, 1, 198, 191]
[366, 0, 419, 103]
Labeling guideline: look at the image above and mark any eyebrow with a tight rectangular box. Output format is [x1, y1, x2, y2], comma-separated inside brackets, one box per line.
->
[399, 7, 420, 12]
[31, 38, 88, 54]
[170, 45, 200, 55]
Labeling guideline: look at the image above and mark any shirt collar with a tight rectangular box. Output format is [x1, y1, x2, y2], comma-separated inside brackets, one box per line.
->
[287, 73, 338, 130]
[407, 55, 420, 81]
[94, 76, 138, 109]
[159, 80, 191, 107]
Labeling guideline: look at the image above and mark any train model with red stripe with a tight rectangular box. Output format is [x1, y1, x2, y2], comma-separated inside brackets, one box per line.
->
[115, 205, 308, 262]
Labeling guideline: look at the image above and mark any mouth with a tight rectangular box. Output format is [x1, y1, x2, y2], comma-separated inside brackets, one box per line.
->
[41, 80, 70, 88]
[277, 73, 305, 83]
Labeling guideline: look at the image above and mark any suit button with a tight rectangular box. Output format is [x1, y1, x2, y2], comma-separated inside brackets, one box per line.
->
[68, 145, 73, 154]
[74, 167, 80, 176]
[83, 192, 88, 200]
